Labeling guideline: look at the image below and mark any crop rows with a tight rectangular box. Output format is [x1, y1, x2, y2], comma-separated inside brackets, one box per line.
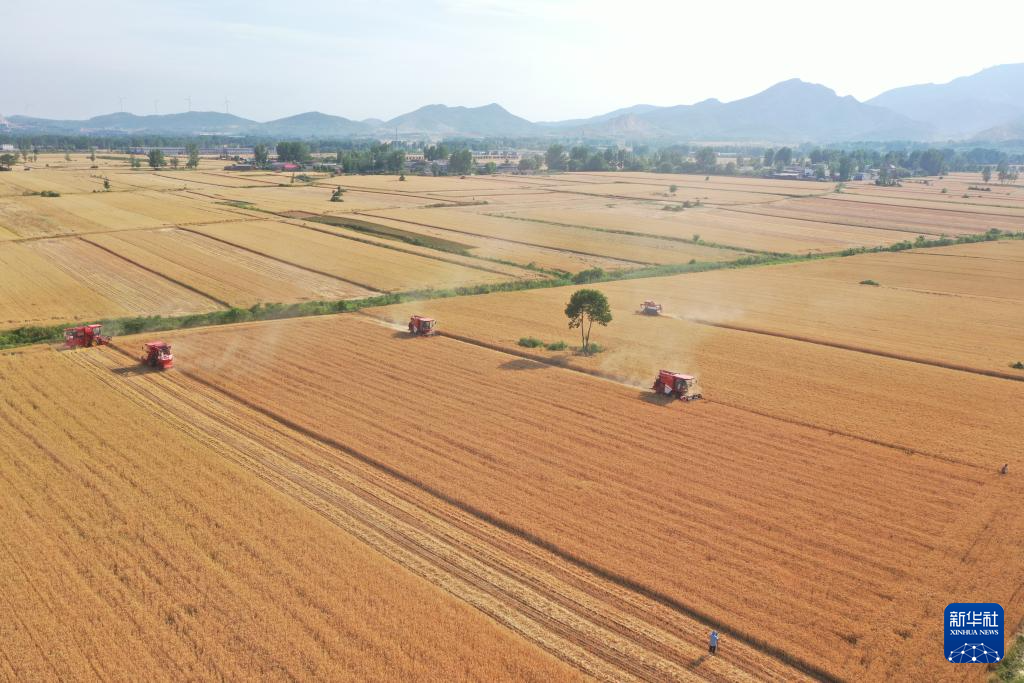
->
[84, 229, 374, 306]
[0, 349, 578, 682]
[163, 315, 1022, 680]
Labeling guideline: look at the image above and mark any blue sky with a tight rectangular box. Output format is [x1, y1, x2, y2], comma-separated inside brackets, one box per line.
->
[3, 0, 1022, 121]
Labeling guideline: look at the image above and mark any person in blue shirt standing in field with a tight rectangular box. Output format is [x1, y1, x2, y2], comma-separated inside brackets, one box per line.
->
[709, 630, 719, 654]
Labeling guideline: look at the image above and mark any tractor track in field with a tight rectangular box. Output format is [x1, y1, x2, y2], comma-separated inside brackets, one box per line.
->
[88, 344, 815, 683]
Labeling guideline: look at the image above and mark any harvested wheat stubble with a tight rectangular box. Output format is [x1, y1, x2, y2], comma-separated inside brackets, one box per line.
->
[0, 242, 130, 328]
[280, 215, 542, 279]
[0, 191, 240, 239]
[81, 342, 800, 682]
[0, 350, 577, 682]
[381, 245, 1024, 374]
[368, 282, 1024, 469]
[498, 203, 933, 253]
[736, 196, 1024, 235]
[581, 172, 820, 194]
[0, 168, 106, 196]
[348, 213, 635, 272]
[187, 184, 436, 214]
[189, 219, 527, 291]
[363, 207, 737, 264]
[25, 238, 223, 318]
[542, 181, 789, 206]
[84, 229, 375, 306]
[166, 315, 1024, 682]
[324, 174, 523, 193]
[829, 188, 1024, 215]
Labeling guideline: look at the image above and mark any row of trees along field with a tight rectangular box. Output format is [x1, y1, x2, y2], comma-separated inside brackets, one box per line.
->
[3, 131, 1021, 181]
[532, 143, 1024, 180]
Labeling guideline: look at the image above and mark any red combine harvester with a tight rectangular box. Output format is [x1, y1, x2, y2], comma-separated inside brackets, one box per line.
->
[639, 300, 663, 315]
[652, 370, 703, 401]
[141, 341, 174, 370]
[408, 316, 437, 336]
[64, 324, 111, 348]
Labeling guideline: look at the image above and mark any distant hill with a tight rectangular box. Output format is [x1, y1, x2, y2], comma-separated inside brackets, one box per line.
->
[564, 80, 930, 142]
[9, 111, 260, 135]
[385, 103, 536, 137]
[867, 64, 1024, 138]
[971, 115, 1024, 143]
[261, 112, 371, 137]
[7, 65, 1024, 142]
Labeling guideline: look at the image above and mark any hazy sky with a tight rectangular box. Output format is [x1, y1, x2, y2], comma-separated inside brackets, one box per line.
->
[3, 0, 1022, 121]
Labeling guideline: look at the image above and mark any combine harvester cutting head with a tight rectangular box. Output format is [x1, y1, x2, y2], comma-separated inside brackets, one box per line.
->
[63, 324, 111, 348]
[408, 315, 437, 336]
[639, 300, 663, 315]
[652, 369, 703, 401]
[141, 341, 174, 370]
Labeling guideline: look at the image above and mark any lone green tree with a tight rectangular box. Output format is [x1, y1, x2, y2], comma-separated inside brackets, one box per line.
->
[147, 149, 165, 169]
[448, 149, 474, 175]
[981, 166, 992, 183]
[186, 143, 199, 169]
[253, 144, 269, 168]
[695, 147, 717, 173]
[565, 289, 612, 354]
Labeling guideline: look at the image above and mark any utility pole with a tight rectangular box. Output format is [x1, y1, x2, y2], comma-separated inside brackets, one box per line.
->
[224, 97, 230, 115]
[186, 96, 191, 112]
[154, 99, 159, 114]
[119, 97, 125, 113]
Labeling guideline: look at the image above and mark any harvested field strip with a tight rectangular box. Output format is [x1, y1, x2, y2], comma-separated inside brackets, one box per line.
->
[0, 350, 577, 681]
[733, 198, 1024, 234]
[431, 327, 984, 469]
[80, 235, 231, 307]
[284, 212, 474, 251]
[163, 316, 1003, 681]
[827, 192, 1024, 217]
[177, 226, 384, 292]
[483, 212, 767, 254]
[0, 239, 221, 328]
[365, 287, 1024, 469]
[718, 205, 940, 236]
[496, 203, 935, 254]
[277, 216, 538, 278]
[359, 209, 739, 265]
[92, 343, 802, 682]
[188, 220, 522, 292]
[309, 182, 473, 204]
[688, 318, 1024, 381]
[357, 211, 652, 265]
[83, 230, 374, 307]
[340, 215, 636, 273]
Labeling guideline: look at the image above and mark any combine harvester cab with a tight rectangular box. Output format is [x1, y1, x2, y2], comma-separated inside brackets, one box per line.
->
[408, 316, 437, 336]
[639, 300, 663, 315]
[63, 324, 111, 348]
[141, 341, 174, 370]
[652, 370, 702, 401]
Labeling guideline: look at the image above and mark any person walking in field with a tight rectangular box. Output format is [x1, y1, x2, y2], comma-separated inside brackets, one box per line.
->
[1001, 463, 1009, 475]
[709, 630, 719, 655]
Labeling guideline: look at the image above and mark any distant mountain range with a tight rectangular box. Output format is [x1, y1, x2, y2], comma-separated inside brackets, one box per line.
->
[5, 64, 1023, 143]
